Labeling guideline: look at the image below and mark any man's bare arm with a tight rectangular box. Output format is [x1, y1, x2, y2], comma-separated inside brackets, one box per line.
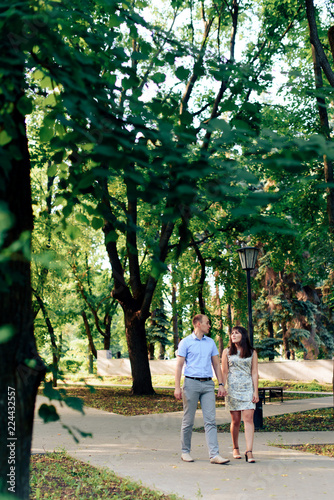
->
[174, 356, 185, 400]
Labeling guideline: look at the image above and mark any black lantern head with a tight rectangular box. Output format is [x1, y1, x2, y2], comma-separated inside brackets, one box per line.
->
[237, 246, 259, 271]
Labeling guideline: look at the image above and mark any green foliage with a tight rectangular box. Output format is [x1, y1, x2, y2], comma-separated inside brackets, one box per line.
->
[3, 0, 334, 391]
[255, 337, 281, 359]
[38, 404, 60, 423]
[146, 301, 172, 355]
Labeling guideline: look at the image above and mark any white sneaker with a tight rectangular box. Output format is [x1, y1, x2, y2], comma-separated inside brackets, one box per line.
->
[181, 453, 194, 462]
[210, 455, 230, 464]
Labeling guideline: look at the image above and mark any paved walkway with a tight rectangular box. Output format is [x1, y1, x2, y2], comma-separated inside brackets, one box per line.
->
[32, 395, 334, 500]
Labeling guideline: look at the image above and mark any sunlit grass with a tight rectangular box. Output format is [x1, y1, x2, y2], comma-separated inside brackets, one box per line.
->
[213, 408, 334, 433]
[55, 374, 333, 393]
[39, 382, 329, 417]
[30, 452, 181, 499]
[277, 443, 334, 458]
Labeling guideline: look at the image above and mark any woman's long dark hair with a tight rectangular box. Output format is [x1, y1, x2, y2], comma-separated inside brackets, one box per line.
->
[229, 326, 254, 358]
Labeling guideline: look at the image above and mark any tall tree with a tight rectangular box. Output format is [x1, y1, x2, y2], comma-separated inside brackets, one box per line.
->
[0, 2, 45, 497]
[305, 0, 334, 234]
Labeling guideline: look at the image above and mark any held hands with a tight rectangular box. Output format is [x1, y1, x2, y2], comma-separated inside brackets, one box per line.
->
[217, 386, 227, 398]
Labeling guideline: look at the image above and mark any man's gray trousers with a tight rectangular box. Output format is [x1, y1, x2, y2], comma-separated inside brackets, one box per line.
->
[181, 377, 219, 458]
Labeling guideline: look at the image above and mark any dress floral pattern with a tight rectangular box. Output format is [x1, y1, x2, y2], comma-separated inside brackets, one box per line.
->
[226, 350, 255, 411]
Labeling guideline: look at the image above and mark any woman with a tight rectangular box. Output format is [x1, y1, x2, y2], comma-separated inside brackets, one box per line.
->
[221, 326, 259, 463]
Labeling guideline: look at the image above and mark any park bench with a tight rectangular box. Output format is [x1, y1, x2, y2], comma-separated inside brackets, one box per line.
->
[258, 386, 284, 403]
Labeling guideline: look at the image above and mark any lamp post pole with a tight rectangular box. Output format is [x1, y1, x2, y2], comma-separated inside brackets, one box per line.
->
[246, 268, 254, 346]
[237, 245, 261, 428]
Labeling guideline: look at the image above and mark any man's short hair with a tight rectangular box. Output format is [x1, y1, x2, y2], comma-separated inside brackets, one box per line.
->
[192, 314, 205, 327]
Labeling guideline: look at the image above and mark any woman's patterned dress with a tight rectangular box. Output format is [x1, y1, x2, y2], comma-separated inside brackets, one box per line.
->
[226, 350, 255, 411]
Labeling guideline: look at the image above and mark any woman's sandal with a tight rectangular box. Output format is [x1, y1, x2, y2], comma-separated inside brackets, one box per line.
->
[245, 451, 255, 463]
[233, 448, 242, 459]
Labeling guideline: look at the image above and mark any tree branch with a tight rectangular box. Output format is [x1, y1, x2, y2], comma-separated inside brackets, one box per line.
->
[81, 310, 97, 358]
[191, 234, 206, 314]
[305, 0, 334, 87]
[98, 176, 133, 304]
[141, 220, 175, 320]
[126, 164, 143, 299]
[179, 16, 214, 117]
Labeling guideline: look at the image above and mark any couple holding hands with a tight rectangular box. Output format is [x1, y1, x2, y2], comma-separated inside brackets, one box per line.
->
[174, 314, 259, 465]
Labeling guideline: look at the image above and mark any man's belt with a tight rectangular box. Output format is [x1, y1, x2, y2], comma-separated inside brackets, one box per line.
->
[185, 376, 212, 381]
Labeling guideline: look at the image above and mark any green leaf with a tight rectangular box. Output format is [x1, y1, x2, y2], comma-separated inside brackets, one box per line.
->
[17, 95, 33, 115]
[47, 164, 57, 177]
[38, 404, 60, 423]
[150, 259, 168, 280]
[175, 66, 190, 81]
[0, 208, 13, 232]
[92, 217, 104, 230]
[0, 325, 15, 344]
[32, 69, 45, 80]
[105, 231, 118, 244]
[165, 52, 176, 65]
[40, 124, 54, 142]
[109, 14, 122, 28]
[151, 72, 166, 84]
[51, 151, 64, 163]
[75, 213, 90, 225]
[77, 174, 95, 189]
[24, 358, 38, 369]
[43, 93, 57, 107]
[65, 224, 82, 240]
[43, 380, 63, 401]
[122, 75, 140, 90]
[40, 76, 54, 90]
[64, 396, 85, 414]
[0, 130, 12, 146]
[131, 51, 149, 61]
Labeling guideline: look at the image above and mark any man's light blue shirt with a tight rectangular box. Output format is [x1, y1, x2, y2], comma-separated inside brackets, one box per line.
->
[177, 332, 219, 378]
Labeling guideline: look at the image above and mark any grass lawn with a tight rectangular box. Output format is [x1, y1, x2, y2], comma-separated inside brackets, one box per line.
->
[38, 377, 332, 417]
[30, 452, 181, 500]
[214, 407, 334, 433]
[60, 374, 333, 394]
[277, 443, 334, 458]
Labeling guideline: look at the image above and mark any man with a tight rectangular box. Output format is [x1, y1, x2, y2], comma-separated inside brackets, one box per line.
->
[174, 314, 229, 464]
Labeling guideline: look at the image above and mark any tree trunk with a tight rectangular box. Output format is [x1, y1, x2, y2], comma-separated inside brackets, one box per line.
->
[148, 343, 155, 360]
[192, 237, 206, 314]
[103, 313, 111, 350]
[306, 0, 334, 233]
[88, 351, 94, 374]
[226, 304, 233, 335]
[214, 271, 224, 357]
[309, 42, 334, 232]
[33, 291, 59, 387]
[159, 343, 166, 359]
[302, 324, 319, 360]
[0, 4, 45, 496]
[124, 312, 155, 395]
[268, 320, 275, 361]
[282, 322, 289, 358]
[81, 311, 97, 359]
[172, 275, 179, 354]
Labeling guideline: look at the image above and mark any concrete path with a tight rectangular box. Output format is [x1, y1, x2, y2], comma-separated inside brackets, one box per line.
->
[32, 395, 334, 500]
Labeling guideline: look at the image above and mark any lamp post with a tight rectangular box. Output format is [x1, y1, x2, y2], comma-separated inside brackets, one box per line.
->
[237, 245, 261, 429]
[237, 246, 259, 346]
